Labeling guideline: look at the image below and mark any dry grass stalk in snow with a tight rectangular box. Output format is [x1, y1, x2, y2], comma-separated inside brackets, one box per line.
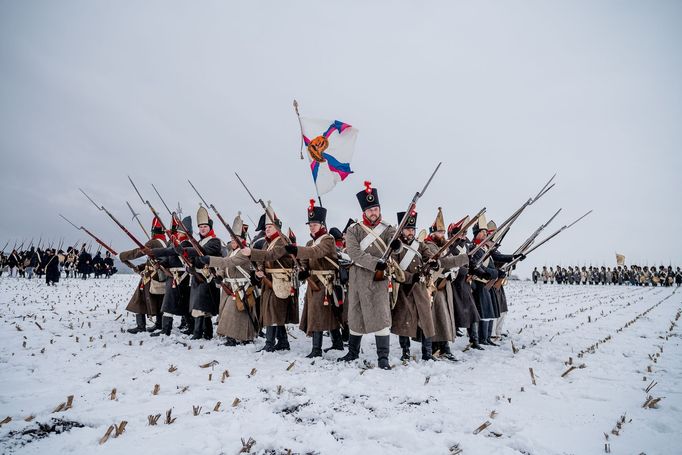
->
[200, 360, 218, 368]
[115, 420, 127, 436]
[99, 425, 115, 444]
[473, 420, 491, 434]
[110, 388, 117, 400]
[164, 408, 176, 424]
[239, 437, 256, 453]
[529, 368, 537, 385]
[192, 405, 202, 416]
[168, 364, 178, 373]
[286, 361, 296, 371]
[148, 414, 161, 426]
[642, 395, 663, 409]
[221, 370, 229, 382]
[213, 401, 221, 412]
[0, 416, 11, 426]
[152, 384, 160, 395]
[232, 397, 241, 407]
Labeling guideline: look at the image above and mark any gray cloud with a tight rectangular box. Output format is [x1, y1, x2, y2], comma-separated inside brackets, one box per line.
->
[1, 0, 681, 276]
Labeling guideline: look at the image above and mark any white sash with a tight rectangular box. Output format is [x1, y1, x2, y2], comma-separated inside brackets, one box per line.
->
[399, 240, 420, 270]
[359, 222, 388, 251]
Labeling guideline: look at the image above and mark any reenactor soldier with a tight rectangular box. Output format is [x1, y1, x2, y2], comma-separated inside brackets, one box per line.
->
[340, 181, 398, 369]
[283, 200, 342, 357]
[120, 217, 168, 334]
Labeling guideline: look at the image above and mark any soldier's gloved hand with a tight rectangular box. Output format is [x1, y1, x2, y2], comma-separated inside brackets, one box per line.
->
[285, 244, 298, 256]
[428, 258, 440, 270]
[498, 270, 507, 279]
[389, 239, 402, 251]
[411, 273, 421, 284]
[173, 244, 184, 256]
[375, 260, 388, 272]
[298, 269, 310, 281]
[213, 275, 224, 285]
[514, 253, 526, 261]
[195, 256, 211, 267]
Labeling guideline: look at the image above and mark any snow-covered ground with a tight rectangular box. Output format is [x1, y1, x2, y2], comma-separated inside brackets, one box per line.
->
[0, 276, 680, 455]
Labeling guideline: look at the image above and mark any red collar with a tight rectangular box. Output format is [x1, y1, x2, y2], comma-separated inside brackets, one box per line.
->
[266, 231, 280, 243]
[311, 227, 328, 240]
[362, 213, 382, 227]
[152, 234, 166, 241]
[335, 239, 345, 248]
[200, 229, 216, 240]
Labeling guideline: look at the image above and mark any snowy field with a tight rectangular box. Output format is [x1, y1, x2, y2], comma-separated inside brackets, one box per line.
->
[0, 276, 681, 455]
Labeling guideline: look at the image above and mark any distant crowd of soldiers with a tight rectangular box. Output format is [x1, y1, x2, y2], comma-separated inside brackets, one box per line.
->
[0, 245, 118, 284]
[531, 265, 682, 286]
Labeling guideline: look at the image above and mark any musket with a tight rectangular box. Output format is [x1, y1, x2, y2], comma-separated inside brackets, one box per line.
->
[521, 210, 593, 259]
[512, 208, 562, 256]
[188, 179, 243, 249]
[468, 174, 556, 259]
[128, 177, 169, 238]
[126, 201, 150, 241]
[79, 188, 171, 276]
[418, 208, 486, 276]
[59, 214, 119, 255]
[374, 162, 442, 281]
[234, 172, 319, 292]
[1, 240, 9, 254]
[151, 183, 212, 283]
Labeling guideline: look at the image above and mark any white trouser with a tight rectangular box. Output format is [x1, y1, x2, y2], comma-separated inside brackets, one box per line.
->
[494, 311, 507, 337]
[350, 326, 390, 336]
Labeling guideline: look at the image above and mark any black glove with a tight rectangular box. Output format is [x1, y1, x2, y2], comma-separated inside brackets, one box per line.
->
[284, 244, 298, 256]
[249, 270, 261, 285]
[375, 260, 388, 272]
[298, 269, 310, 281]
[389, 239, 402, 251]
[514, 253, 526, 261]
[498, 270, 507, 279]
[411, 273, 421, 284]
[195, 256, 211, 267]
[213, 275, 224, 285]
[428, 259, 440, 270]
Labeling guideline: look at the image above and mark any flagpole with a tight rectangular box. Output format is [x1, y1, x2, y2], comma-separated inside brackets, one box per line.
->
[293, 99, 324, 207]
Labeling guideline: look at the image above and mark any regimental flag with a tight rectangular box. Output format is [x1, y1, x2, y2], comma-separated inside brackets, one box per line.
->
[300, 117, 357, 195]
[616, 253, 626, 266]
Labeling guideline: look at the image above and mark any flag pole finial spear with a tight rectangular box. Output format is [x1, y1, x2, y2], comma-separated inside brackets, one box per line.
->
[293, 99, 304, 160]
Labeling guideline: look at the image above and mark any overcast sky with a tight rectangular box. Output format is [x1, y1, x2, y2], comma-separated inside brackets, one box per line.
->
[1, 0, 680, 277]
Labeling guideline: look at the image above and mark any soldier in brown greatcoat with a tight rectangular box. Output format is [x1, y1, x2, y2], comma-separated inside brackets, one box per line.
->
[340, 181, 399, 370]
[199, 213, 259, 345]
[284, 200, 341, 357]
[389, 210, 437, 361]
[242, 207, 299, 352]
[422, 208, 469, 360]
[119, 217, 168, 334]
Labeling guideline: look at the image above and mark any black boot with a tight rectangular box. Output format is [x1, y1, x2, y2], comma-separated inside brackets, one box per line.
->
[224, 337, 237, 347]
[127, 314, 146, 334]
[148, 311, 163, 333]
[338, 334, 361, 362]
[258, 326, 276, 352]
[203, 317, 213, 340]
[181, 315, 194, 336]
[324, 328, 344, 352]
[341, 324, 350, 343]
[479, 321, 491, 345]
[421, 336, 436, 361]
[399, 336, 411, 361]
[306, 332, 323, 358]
[439, 341, 457, 361]
[191, 316, 204, 340]
[486, 319, 498, 346]
[150, 316, 173, 337]
[469, 324, 484, 350]
[376, 335, 391, 370]
[274, 326, 290, 351]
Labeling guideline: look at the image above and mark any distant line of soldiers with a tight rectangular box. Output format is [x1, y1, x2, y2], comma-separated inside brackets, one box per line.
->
[531, 265, 682, 287]
[115, 182, 525, 369]
[0, 245, 117, 284]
